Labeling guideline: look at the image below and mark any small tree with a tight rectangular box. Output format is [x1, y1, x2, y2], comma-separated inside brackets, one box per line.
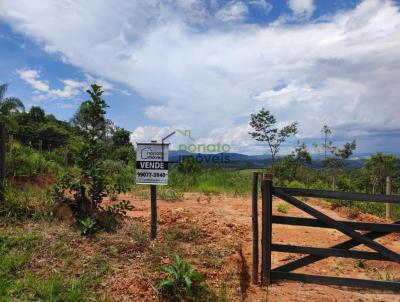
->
[249, 108, 298, 172]
[79, 84, 109, 213]
[56, 84, 132, 227]
[323, 140, 356, 190]
[275, 142, 312, 184]
[363, 152, 397, 194]
[177, 156, 202, 175]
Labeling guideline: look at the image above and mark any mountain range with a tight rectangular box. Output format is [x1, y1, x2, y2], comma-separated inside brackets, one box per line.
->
[169, 150, 399, 170]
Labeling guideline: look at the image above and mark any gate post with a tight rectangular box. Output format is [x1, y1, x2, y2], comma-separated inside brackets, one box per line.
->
[386, 176, 392, 219]
[252, 172, 259, 284]
[261, 173, 273, 285]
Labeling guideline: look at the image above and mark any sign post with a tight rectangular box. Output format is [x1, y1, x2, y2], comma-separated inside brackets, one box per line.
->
[136, 142, 169, 239]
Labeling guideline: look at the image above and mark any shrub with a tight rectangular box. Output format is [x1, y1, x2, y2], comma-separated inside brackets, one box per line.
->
[158, 186, 184, 201]
[111, 146, 135, 164]
[6, 142, 62, 178]
[283, 180, 306, 188]
[1, 185, 55, 220]
[336, 176, 356, 192]
[101, 159, 135, 198]
[79, 217, 98, 236]
[276, 203, 289, 214]
[158, 255, 203, 298]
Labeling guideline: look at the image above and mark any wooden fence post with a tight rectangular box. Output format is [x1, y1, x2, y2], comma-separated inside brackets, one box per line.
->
[261, 173, 273, 285]
[252, 172, 259, 284]
[0, 122, 5, 202]
[386, 176, 392, 219]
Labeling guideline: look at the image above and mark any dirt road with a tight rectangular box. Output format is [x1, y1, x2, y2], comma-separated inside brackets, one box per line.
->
[122, 192, 400, 301]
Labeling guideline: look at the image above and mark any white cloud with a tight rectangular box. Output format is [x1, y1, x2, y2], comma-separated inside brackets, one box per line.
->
[121, 90, 131, 96]
[3, 0, 400, 153]
[215, 1, 249, 22]
[249, 0, 273, 13]
[130, 126, 174, 145]
[130, 125, 193, 150]
[17, 68, 84, 99]
[17, 69, 50, 92]
[287, 0, 315, 17]
[16, 68, 123, 100]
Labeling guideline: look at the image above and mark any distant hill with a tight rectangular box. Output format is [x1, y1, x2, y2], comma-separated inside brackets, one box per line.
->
[168, 150, 399, 170]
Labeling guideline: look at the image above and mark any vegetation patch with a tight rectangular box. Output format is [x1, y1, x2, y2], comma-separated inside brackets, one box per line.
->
[276, 203, 289, 214]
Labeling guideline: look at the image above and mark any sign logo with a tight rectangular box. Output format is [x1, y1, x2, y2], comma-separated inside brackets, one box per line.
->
[136, 143, 169, 185]
[140, 147, 163, 160]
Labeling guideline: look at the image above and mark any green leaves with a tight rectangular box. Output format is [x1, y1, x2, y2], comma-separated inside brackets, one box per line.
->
[0, 83, 25, 116]
[157, 255, 204, 298]
[79, 217, 98, 235]
[249, 108, 298, 169]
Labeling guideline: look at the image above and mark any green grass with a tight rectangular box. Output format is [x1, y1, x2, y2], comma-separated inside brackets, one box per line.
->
[331, 200, 400, 220]
[276, 203, 289, 214]
[175, 169, 253, 196]
[13, 273, 87, 302]
[1, 185, 55, 220]
[0, 223, 111, 302]
[157, 186, 184, 200]
[167, 168, 400, 219]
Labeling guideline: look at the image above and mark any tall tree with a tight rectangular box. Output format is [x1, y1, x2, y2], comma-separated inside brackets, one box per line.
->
[112, 127, 132, 147]
[323, 140, 357, 190]
[321, 124, 332, 160]
[0, 84, 25, 116]
[249, 108, 298, 172]
[363, 152, 397, 194]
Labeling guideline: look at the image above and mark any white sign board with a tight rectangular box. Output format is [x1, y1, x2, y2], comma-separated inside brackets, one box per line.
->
[136, 143, 169, 185]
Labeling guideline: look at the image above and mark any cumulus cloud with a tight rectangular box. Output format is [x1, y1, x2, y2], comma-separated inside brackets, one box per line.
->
[17, 69, 50, 92]
[17, 68, 84, 99]
[287, 0, 315, 17]
[16, 68, 124, 100]
[130, 125, 195, 150]
[215, 1, 249, 22]
[249, 0, 273, 14]
[3, 0, 400, 153]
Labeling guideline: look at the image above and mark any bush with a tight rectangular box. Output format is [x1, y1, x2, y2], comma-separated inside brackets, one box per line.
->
[276, 203, 289, 214]
[158, 255, 204, 298]
[6, 142, 62, 178]
[0, 185, 55, 220]
[79, 217, 98, 235]
[101, 159, 135, 198]
[158, 186, 184, 201]
[111, 146, 135, 164]
[283, 180, 306, 188]
[336, 176, 357, 192]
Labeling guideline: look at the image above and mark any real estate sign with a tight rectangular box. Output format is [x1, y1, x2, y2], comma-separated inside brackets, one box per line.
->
[136, 143, 169, 185]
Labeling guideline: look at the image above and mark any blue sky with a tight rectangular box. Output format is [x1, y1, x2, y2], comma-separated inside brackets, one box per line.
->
[1, 0, 399, 155]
